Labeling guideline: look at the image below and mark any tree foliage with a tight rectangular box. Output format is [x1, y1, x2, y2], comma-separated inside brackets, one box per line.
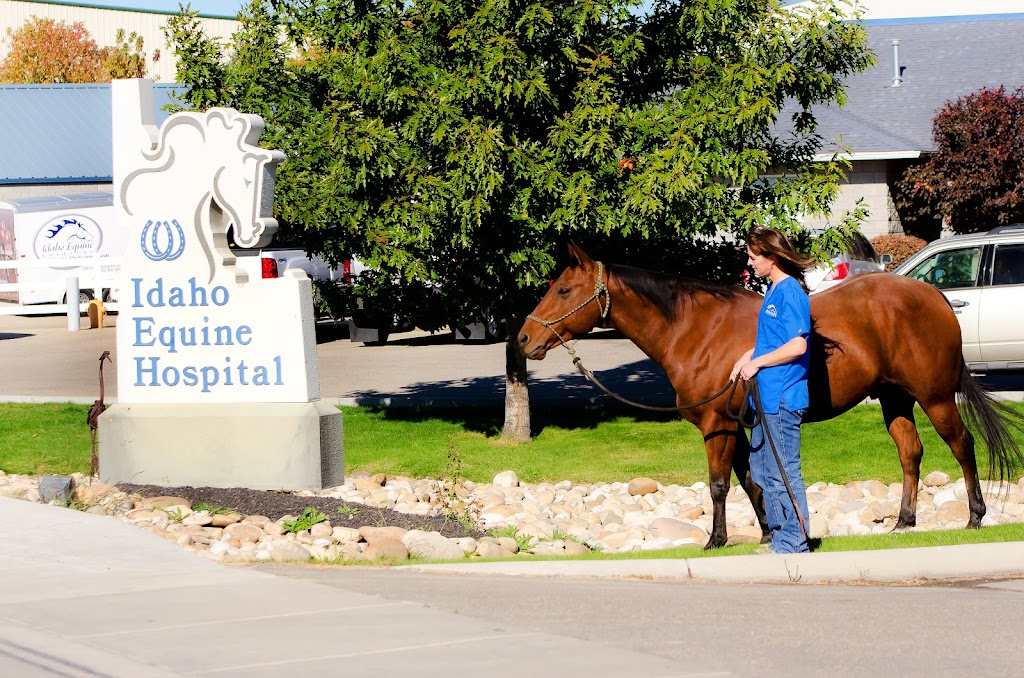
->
[166, 0, 870, 439]
[897, 86, 1024, 234]
[101, 29, 149, 80]
[0, 17, 148, 83]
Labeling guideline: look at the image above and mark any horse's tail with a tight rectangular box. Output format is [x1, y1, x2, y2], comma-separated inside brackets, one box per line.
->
[958, 363, 1024, 484]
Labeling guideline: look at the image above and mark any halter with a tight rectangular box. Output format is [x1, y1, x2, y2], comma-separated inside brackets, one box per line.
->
[526, 261, 611, 349]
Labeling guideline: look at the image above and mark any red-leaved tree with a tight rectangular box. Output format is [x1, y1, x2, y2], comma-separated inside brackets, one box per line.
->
[0, 18, 147, 83]
[897, 86, 1024, 234]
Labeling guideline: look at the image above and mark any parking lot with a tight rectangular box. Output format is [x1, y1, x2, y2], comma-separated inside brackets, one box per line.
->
[0, 313, 677, 406]
[1, 312, 1020, 405]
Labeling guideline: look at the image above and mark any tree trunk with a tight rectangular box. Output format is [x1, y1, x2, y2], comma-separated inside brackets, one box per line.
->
[501, 315, 531, 442]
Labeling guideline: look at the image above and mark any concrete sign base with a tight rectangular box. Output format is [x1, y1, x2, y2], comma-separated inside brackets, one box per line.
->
[98, 402, 343, 490]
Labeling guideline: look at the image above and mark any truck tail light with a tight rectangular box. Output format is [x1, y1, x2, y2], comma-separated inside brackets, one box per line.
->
[261, 257, 279, 279]
[823, 261, 850, 282]
[342, 259, 352, 284]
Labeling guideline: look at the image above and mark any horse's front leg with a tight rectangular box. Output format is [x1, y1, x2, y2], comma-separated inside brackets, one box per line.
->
[730, 425, 771, 544]
[700, 418, 736, 549]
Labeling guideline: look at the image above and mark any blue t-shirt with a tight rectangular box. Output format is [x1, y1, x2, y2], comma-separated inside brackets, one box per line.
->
[752, 276, 810, 413]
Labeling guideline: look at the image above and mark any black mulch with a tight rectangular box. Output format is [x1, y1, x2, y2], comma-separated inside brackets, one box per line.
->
[117, 483, 484, 539]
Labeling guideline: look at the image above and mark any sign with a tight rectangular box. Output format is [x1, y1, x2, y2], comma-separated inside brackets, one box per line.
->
[113, 81, 319, 404]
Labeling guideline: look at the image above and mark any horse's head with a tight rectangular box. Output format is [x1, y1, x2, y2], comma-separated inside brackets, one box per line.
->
[206, 109, 286, 249]
[518, 242, 609, 360]
[46, 219, 93, 242]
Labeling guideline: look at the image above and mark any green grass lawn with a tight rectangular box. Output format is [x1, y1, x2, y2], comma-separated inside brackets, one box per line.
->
[3, 401, 1023, 487]
[3, 401, 1023, 556]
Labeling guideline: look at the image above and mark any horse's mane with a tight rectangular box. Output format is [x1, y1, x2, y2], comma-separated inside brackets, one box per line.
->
[607, 263, 746, 322]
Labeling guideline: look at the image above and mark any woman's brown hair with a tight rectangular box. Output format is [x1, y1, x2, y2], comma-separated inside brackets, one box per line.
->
[746, 227, 816, 290]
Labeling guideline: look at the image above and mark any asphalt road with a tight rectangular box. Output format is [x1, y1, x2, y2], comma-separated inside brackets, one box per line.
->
[258, 565, 1024, 677]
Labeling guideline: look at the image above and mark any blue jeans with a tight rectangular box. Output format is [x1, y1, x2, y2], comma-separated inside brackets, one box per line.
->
[750, 404, 810, 554]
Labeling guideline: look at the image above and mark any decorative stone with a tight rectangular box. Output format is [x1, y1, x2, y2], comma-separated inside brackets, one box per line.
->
[493, 470, 519, 488]
[38, 475, 75, 505]
[648, 518, 706, 542]
[361, 539, 409, 561]
[75, 481, 118, 505]
[627, 477, 658, 496]
[924, 471, 951, 487]
[224, 523, 263, 544]
[137, 496, 192, 510]
[210, 513, 243, 527]
[270, 542, 312, 562]
[474, 541, 516, 558]
[359, 526, 408, 544]
[401, 530, 465, 561]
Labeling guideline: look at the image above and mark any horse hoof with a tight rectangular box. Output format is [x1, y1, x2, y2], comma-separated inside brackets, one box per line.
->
[703, 538, 726, 550]
[760, 535, 772, 545]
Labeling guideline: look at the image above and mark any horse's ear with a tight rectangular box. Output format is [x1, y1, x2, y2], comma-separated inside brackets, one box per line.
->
[567, 241, 594, 269]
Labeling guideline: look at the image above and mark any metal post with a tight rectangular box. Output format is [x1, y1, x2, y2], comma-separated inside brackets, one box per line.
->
[67, 276, 80, 332]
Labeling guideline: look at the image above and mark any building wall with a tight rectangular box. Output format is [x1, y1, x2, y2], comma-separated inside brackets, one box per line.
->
[803, 160, 903, 239]
[0, 1, 239, 83]
[0, 181, 111, 202]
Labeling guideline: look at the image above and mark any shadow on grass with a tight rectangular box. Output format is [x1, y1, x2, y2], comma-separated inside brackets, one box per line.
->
[347, 356, 678, 438]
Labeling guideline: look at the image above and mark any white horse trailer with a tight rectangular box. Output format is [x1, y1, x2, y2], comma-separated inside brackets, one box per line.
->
[0, 192, 124, 305]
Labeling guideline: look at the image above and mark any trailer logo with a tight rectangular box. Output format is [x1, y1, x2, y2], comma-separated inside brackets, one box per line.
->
[34, 214, 103, 261]
[140, 219, 186, 262]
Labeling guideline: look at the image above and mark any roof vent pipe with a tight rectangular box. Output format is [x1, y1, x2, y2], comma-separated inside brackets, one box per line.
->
[891, 40, 902, 88]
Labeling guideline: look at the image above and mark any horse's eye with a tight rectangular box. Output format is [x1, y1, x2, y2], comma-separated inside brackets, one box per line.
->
[557, 287, 571, 297]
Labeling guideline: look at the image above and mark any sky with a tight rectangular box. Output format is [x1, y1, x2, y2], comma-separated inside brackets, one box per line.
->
[83, 1, 246, 18]
[79, 0, 1024, 20]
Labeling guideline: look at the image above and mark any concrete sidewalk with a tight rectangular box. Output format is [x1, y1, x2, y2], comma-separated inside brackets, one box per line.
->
[0, 496, 686, 677]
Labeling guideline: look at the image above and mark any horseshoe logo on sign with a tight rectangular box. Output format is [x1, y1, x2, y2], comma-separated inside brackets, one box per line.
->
[140, 219, 186, 262]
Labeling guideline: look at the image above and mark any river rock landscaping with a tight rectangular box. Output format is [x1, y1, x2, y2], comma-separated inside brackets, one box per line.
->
[2, 468, 1023, 564]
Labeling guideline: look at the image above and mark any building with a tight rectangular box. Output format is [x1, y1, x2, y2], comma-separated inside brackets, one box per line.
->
[0, 82, 180, 201]
[0, 0, 239, 83]
[786, 2, 1024, 237]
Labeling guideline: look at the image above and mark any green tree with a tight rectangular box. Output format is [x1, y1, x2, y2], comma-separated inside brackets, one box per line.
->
[897, 86, 1024, 234]
[166, 0, 870, 441]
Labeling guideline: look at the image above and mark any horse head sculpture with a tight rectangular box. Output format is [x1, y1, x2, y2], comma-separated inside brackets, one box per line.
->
[203, 109, 285, 249]
[119, 107, 285, 283]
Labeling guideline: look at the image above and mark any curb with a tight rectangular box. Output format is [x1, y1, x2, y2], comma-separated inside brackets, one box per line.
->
[400, 541, 1024, 584]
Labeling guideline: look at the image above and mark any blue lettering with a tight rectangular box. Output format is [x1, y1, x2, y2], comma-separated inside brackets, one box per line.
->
[189, 277, 208, 306]
[274, 355, 283, 385]
[158, 326, 177, 353]
[131, 278, 143, 308]
[201, 366, 219, 392]
[146, 278, 165, 307]
[211, 286, 229, 306]
[236, 325, 252, 345]
[134, 317, 155, 347]
[182, 366, 198, 387]
[134, 357, 159, 386]
[162, 365, 180, 386]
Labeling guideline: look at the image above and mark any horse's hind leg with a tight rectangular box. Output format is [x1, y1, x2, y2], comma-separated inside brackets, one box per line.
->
[731, 427, 771, 543]
[920, 398, 985, 527]
[880, 388, 924, 529]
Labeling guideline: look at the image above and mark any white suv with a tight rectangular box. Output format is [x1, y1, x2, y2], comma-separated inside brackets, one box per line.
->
[893, 225, 1024, 371]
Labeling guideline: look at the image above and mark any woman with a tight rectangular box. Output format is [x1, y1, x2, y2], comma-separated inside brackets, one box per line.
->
[730, 227, 814, 554]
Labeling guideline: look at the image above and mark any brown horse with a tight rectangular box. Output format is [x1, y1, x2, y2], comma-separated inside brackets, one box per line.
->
[518, 243, 1023, 548]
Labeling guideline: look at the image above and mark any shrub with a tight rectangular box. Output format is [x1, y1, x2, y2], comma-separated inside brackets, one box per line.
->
[871, 234, 927, 270]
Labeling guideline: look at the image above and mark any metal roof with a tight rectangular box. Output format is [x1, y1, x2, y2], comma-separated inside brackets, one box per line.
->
[0, 191, 112, 212]
[0, 83, 181, 184]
